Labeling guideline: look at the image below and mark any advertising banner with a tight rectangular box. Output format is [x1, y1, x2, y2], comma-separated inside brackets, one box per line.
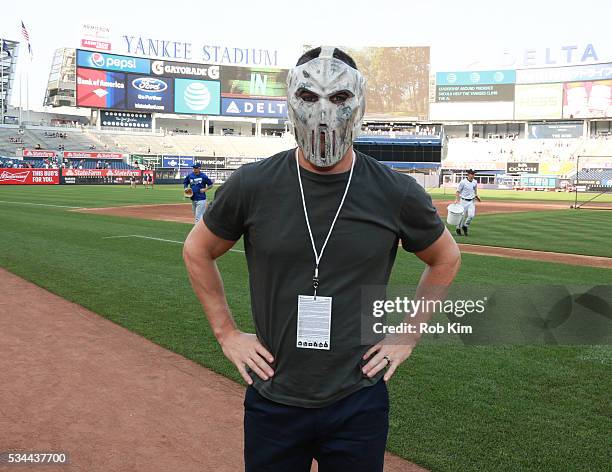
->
[77, 49, 150, 74]
[514, 84, 563, 119]
[563, 80, 612, 118]
[506, 162, 540, 174]
[174, 79, 220, 115]
[221, 66, 288, 98]
[63, 151, 125, 159]
[76, 68, 126, 109]
[221, 97, 287, 118]
[516, 62, 612, 84]
[528, 122, 583, 139]
[126, 75, 174, 113]
[436, 70, 516, 86]
[162, 156, 194, 168]
[100, 110, 152, 129]
[197, 157, 226, 167]
[436, 84, 514, 102]
[151, 60, 220, 80]
[81, 39, 111, 51]
[62, 169, 140, 177]
[0, 168, 60, 185]
[23, 149, 57, 158]
[80, 24, 111, 52]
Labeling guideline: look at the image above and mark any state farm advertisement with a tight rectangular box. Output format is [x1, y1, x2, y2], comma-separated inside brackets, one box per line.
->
[62, 151, 125, 159]
[0, 168, 60, 185]
[23, 149, 58, 158]
[62, 169, 141, 177]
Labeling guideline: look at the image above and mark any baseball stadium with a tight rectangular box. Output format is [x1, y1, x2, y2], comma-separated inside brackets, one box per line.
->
[1, 2, 611, 471]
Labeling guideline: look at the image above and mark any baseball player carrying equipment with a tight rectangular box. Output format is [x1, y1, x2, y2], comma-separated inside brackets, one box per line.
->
[183, 162, 214, 224]
[455, 169, 481, 236]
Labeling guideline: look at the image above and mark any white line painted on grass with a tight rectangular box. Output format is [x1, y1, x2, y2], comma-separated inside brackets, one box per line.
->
[102, 235, 245, 253]
[0, 200, 81, 209]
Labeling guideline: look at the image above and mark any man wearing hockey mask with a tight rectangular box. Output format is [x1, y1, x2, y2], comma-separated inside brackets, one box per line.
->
[184, 47, 460, 471]
[287, 46, 366, 168]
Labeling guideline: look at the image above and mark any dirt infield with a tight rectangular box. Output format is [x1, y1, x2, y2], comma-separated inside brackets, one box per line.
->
[0, 268, 426, 472]
[77, 200, 572, 224]
[458, 244, 612, 269]
[76, 202, 611, 268]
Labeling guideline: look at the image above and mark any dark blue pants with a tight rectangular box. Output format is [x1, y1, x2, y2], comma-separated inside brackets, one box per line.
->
[244, 380, 389, 472]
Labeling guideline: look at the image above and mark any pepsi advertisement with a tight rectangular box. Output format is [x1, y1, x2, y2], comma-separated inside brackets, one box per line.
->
[77, 49, 150, 74]
[126, 75, 174, 113]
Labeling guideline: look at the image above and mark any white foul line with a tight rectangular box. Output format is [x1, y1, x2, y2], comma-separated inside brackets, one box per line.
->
[0, 200, 81, 209]
[102, 235, 245, 253]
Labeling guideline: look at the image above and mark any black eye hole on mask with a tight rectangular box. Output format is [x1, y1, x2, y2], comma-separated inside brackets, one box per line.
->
[296, 88, 320, 103]
[329, 90, 354, 105]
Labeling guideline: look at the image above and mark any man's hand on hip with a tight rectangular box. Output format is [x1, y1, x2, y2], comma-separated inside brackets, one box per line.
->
[219, 329, 275, 385]
[362, 335, 415, 382]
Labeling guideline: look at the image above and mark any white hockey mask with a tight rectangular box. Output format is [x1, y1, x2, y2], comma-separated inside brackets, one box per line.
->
[287, 47, 366, 167]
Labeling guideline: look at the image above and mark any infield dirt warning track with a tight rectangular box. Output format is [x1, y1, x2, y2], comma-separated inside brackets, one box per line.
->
[0, 268, 425, 472]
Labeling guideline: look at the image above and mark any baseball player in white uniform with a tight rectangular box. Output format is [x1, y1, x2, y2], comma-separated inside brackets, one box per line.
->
[455, 169, 481, 236]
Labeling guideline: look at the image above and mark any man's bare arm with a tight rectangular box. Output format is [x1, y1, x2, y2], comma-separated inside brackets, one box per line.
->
[183, 222, 274, 384]
[362, 229, 461, 381]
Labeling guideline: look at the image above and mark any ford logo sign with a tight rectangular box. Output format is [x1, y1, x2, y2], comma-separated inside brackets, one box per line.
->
[132, 78, 168, 93]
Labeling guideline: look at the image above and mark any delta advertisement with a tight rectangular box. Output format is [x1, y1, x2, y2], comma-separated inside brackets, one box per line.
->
[562, 80, 612, 118]
[0, 168, 60, 185]
[221, 98, 287, 118]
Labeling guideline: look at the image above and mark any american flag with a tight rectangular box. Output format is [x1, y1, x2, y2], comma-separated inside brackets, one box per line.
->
[21, 21, 32, 56]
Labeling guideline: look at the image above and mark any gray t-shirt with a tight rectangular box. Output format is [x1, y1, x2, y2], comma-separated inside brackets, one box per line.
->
[203, 149, 445, 407]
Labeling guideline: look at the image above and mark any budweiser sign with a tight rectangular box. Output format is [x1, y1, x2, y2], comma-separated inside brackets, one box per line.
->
[62, 151, 124, 159]
[23, 149, 57, 158]
[0, 168, 60, 185]
[0, 170, 30, 183]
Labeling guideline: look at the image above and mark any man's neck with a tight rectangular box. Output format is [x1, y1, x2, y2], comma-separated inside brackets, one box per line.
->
[297, 147, 354, 174]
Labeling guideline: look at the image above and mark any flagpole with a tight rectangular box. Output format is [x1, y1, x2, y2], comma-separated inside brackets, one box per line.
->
[26, 66, 30, 124]
[1, 40, 5, 125]
[19, 71, 22, 125]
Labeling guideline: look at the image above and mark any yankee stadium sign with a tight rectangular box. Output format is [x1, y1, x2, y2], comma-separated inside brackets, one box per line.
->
[122, 36, 280, 67]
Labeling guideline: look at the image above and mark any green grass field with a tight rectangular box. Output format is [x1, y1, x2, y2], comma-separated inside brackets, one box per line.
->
[449, 210, 612, 257]
[429, 187, 612, 203]
[1, 185, 611, 472]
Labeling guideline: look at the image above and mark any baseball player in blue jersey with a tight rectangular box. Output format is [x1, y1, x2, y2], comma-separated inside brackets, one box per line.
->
[455, 169, 481, 236]
[184, 162, 214, 224]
